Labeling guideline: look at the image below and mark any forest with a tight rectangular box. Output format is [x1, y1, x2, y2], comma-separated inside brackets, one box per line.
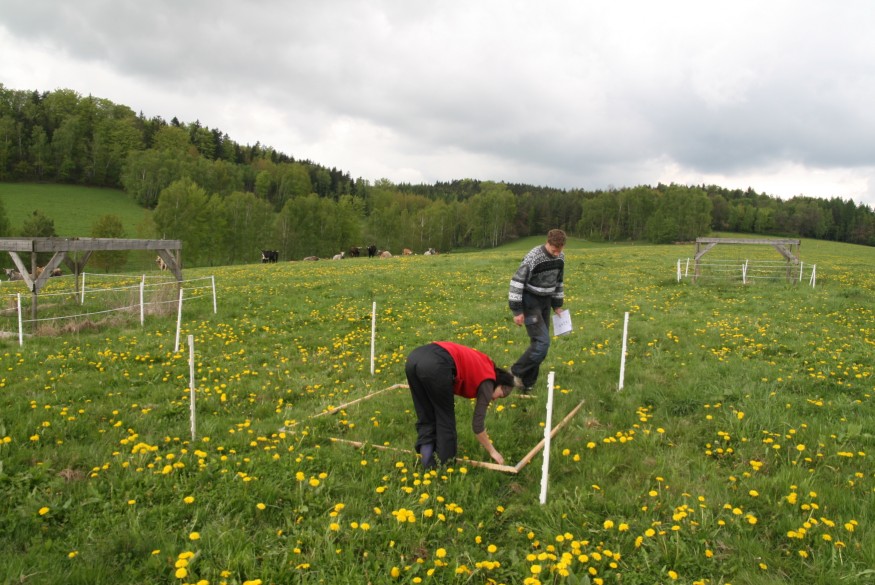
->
[1, 85, 873, 265]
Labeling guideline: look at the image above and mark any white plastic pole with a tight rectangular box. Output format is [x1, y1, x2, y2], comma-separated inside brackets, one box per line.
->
[188, 334, 196, 441]
[810, 265, 817, 288]
[539, 371, 556, 505]
[174, 288, 184, 353]
[799, 261, 804, 283]
[211, 275, 217, 314]
[80, 272, 86, 304]
[684, 258, 690, 277]
[139, 278, 145, 326]
[742, 260, 748, 284]
[618, 311, 629, 391]
[676, 259, 681, 282]
[17, 293, 23, 347]
[370, 301, 377, 376]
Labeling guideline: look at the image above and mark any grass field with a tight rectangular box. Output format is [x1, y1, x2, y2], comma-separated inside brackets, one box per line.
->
[1, 236, 873, 584]
[0, 182, 151, 238]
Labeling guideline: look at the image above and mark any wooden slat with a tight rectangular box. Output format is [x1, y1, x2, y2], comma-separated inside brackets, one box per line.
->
[330, 438, 519, 473]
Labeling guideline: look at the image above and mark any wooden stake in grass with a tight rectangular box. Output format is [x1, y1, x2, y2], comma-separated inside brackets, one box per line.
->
[618, 311, 629, 391]
[539, 371, 555, 504]
[188, 334, 196, 441]
[370, 301, 376, 376]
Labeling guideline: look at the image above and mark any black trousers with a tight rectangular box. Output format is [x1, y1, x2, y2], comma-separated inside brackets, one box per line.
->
[405, 344, 457, 464]
[512, 294, 552, 388]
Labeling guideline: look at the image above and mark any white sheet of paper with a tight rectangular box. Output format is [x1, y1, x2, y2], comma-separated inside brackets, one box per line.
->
[552, 310, 572, 336]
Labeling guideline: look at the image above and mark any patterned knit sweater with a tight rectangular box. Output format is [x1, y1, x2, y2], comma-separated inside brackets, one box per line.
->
[508, 245, 565, 314]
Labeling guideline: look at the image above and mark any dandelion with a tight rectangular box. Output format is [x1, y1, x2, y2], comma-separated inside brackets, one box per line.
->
[189, 532, 201, 540]
[38, 507, 50, 516]
[256, 503, 266, 510]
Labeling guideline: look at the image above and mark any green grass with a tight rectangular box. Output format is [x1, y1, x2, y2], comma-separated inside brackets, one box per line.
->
[0, 182, 151, 238]
[0, 237, 873, 584]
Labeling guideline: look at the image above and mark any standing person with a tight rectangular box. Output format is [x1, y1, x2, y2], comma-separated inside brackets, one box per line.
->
[405, 342, 518, 468]
[508, 229, 567, 393]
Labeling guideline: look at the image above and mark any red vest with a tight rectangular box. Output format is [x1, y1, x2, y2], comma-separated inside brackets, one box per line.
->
[434, 342, 496, 398]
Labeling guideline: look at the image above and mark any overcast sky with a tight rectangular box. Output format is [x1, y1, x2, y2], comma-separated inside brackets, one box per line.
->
[2, 1, 874, 207]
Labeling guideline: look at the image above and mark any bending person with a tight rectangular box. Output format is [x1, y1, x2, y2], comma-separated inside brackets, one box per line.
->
[405, 342, 518, 468]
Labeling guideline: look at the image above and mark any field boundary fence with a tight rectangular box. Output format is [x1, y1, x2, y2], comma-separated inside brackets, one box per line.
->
[676, 258, 817, 287]
[1, 273, 217, 346]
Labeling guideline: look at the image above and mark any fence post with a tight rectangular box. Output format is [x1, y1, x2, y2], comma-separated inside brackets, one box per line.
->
[539, 371, 556, 505]
[211, 275, 217, 314]
[140, 278, 145, 326]
[188, 334, 197, 441]
[174, 288, 184, 353]
[17, 293, 23, 347]
[370, 301, 377, 376]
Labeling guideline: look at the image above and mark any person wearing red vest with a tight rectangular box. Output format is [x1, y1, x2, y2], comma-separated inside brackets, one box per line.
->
[405, 341, 519, 468]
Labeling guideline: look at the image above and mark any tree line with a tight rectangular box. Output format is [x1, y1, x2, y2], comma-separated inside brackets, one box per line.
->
[1, 85, 873, 267]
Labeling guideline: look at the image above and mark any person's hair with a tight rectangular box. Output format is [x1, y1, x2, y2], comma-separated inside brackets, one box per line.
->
[494, 367, 515, 397]
[547, 229, 567, 247]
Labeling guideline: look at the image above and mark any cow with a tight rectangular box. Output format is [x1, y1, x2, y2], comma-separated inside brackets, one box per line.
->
[156, 256, 168, 271]
[379, 250, 392, 259]
[261, 250, 279, 263]
[367, 244, 377, 258]
[303, 256, 320, 261]
[33, 266, 64, 278]
[424, 248, 437, 255]
[348, 246, 360, 258]
[402, 248, 413, 256]
[4, 268, 23, 281]
[332, 251, 345, 260]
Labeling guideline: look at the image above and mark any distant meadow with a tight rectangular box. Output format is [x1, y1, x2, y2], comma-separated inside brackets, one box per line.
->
[1, 236, 873, 584]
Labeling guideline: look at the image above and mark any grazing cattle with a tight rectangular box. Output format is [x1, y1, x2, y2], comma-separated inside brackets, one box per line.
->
[348, 246, 360, 258]
[4, 268, 23, 281]
[261, 249, 279, 263]
[402, 248, 413, 256]
[303, 256, 320, 261]
[367, 244, 377, 258]
[332, 251, 345, 260]
[156, 256, 168, 271]
[33, 266, 64, 278]
[379, 250, 392, 259]
[424, 248, 437, 255]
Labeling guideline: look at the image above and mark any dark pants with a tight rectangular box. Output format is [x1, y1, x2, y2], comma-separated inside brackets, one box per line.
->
[405, 344, 457, 465]
[512, 295, 552, 389]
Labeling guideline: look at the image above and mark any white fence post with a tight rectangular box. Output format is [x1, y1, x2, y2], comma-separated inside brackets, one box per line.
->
[619, 311, 629, 391]
[17, 293, 23, 347]
[370, 301, 377, 376]
[139, 278, 145, 326]
[188, 334, 197, 441]
[211, 275, 217, 314]
[174, 288, 184, 353]
[539, 371, 556, 505]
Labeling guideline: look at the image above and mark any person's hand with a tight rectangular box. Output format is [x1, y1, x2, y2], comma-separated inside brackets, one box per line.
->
[491, 450, 505, 465]
[553, 307, 564, 315]
[513, 313, 524, 326]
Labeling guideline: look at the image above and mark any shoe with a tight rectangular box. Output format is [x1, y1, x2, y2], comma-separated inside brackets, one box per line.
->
[521, 386, 533, 396]
[513, 375, 525, 389]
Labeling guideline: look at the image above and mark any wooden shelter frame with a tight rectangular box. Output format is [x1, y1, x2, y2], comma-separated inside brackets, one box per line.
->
[693, 237, 801, 283]
[1, 237, 182, 319]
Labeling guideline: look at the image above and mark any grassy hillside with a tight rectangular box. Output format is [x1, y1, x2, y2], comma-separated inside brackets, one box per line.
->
[1, 236, 872, 584]
[0, 182, 152, 238]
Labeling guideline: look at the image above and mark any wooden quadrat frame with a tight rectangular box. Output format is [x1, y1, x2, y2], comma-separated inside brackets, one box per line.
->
[323, 382, 585, 474]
